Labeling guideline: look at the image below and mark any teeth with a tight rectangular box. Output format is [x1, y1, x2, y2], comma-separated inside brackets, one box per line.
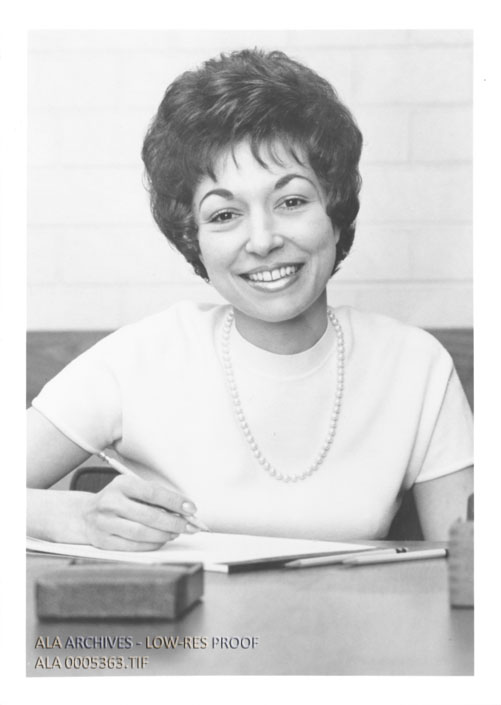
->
[247, 265, 299, 282]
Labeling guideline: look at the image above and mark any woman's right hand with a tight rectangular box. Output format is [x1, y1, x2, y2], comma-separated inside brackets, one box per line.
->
[27, 409, 201, 551]
[81, 474, 200, 551]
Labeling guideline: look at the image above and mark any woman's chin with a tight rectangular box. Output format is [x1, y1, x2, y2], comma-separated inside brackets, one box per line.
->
[215, 273, 329, 328]
[233, 296, 326, 327]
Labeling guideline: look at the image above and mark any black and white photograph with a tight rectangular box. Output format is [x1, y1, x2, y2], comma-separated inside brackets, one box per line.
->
[1, 9, 499, 704]
[24, 27, 474, 675]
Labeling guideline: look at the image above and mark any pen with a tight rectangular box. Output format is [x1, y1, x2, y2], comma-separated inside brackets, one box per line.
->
[97, 451, 210, 532]
[344, 548, 448, 566]
[285, 547, 408, 569]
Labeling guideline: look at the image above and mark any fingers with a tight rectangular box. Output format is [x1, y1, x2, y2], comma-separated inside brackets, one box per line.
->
[83, 475, 200, 552]
[111, 491, 192, 534]
[84, 498, 181, 551]
[90, 529, 179, 552]
[116, 476, 197, 517]
[105, 476, 198, 532]
[95, 514, 179, 548]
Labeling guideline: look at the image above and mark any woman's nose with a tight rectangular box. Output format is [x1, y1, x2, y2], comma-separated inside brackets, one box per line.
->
[244, 212, 284, 256]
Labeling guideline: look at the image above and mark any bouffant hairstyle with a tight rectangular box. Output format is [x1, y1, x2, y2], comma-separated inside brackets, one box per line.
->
[142, 49, 363, 281]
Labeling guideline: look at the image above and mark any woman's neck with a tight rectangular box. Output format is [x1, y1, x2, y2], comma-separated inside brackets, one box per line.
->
[233, 297, 329, 354]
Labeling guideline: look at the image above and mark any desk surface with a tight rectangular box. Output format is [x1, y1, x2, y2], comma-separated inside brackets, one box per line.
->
[26, 541, 473, 676]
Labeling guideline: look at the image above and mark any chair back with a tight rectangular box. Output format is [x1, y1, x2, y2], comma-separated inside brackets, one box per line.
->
[70, 466, 119, 493]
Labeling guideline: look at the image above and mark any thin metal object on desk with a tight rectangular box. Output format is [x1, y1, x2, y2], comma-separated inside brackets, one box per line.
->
[344, 548, 448, 566]
[285, 547, 408, 569]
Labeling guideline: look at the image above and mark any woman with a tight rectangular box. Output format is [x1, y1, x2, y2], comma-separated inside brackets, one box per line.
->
[27, 49, 473, 550]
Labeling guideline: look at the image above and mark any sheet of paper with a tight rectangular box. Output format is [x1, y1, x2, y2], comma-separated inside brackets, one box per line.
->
[27, 533, 370, 572]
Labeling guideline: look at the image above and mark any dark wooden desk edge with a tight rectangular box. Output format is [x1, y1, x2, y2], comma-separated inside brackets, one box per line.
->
[26, 540, 472, 677]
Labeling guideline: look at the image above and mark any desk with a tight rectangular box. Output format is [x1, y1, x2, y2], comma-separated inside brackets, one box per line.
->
[26, 542, 473, 676]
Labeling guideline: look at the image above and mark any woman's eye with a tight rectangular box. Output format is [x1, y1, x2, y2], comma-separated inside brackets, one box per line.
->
[209, 210, 238, 224]
[279, 197, 307, 210]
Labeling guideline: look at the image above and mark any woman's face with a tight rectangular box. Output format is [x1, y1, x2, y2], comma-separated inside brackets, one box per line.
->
[193, 140, 339, 328]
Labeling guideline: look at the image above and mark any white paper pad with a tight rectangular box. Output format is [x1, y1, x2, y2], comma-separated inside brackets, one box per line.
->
[27, 533, 370, 572]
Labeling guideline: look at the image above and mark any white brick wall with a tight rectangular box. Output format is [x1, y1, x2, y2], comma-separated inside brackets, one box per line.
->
[28, 30, 472, 330]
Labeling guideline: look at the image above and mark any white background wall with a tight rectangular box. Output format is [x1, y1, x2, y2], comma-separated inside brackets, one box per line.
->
[27, 29, 472, 330]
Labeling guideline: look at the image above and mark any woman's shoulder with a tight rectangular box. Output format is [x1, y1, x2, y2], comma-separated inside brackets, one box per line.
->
[335, 305, 451, 364]
[85, 301, 229, 360]
[125, 300, 227, 335]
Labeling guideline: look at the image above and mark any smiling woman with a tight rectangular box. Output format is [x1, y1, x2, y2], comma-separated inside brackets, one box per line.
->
[27, 48, 473, 548]
[194, 142, 339, 349]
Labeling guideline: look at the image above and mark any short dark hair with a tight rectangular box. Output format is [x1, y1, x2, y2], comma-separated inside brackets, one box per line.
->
[142, 48, 363, 280]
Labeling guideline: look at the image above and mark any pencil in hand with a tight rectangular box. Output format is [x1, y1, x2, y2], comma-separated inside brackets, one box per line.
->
[97, 451, 210, 532]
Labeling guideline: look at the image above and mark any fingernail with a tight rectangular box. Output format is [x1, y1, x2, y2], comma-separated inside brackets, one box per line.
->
[185, 523, 199, 533]
[182, 500, 197, 515]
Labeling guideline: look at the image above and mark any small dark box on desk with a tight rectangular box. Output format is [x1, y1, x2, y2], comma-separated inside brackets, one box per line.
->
[36, 562, 204, 620]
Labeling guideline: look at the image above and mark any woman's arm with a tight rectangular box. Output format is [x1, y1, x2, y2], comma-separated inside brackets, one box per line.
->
[413, 465, 473, 540]
[27, 407, 91, 488]
[27, 407, 98, 543]
[27, 407, 201, 549]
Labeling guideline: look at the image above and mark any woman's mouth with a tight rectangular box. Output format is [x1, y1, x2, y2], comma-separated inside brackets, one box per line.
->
[240, 264, 304, 291]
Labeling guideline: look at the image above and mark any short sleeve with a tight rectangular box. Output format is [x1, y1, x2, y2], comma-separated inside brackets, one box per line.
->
[414, 365, 473, 484]
[31, 337, 122, 454]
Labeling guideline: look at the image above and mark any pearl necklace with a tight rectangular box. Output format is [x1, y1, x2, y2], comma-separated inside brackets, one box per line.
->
[221, 308, 345, 482]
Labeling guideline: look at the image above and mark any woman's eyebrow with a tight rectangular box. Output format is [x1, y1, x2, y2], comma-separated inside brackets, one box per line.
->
[198, 188, 233, 209]
[274, 174, 316, 190]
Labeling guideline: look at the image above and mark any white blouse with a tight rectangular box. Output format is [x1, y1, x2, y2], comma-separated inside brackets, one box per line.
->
[32, 301, 473, 540]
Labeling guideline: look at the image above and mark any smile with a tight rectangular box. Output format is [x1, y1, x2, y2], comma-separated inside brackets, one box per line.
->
[239, 263, 304, 292]
[242, 264, 302, 283]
